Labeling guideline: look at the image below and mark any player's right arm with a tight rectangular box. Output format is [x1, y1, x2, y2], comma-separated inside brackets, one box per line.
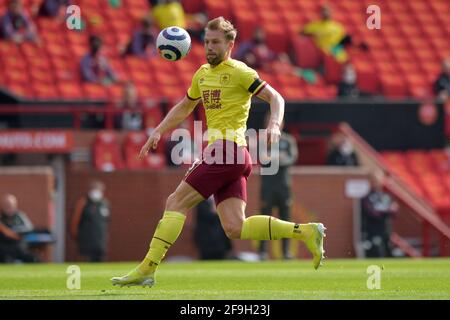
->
[139, 67, 203, 159]
[139, 96, 199, 159]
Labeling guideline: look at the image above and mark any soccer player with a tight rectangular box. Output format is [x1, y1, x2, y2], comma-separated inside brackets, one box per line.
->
[111, 17, 326, 288]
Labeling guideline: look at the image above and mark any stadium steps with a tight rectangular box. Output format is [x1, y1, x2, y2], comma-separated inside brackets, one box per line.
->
[340, 123, 450, 257]
[390, 233, 422, 258]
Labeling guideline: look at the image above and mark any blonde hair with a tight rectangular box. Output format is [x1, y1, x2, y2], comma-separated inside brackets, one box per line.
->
[206, 16, 237, 42]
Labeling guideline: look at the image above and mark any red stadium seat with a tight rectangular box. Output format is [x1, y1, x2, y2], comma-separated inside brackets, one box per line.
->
[129, 68, 153, 86]
[58, 82, 84, 100]
[264, 23, 289, 54]
[353, 61, 379, 94]
[123, 132, 148, 169]
[291, 35, 322, 69]
[26, 55, 52, 70]
[2, 55, 28, 71]
[123, 131, 167, 170]
[29, 67, 54, 84]
[83, 83, 108, 100]
[33, 82, 59, 99]
[233, 10, 259, 42]
[204, 0, 231, 21]
[93, 130, 124, 171]
[380, 74, 408, 98]
[282, 86, 306, 101]
[4, 68, 30, 85]
[6, 83, 33, 98]
[123, 0, 149, 9]
[181, 0, 204, 13]
[143, 104, 164, 130]
[323, 54, 343, 85]
[107, 84, 126, 102]
[143, 152, 167, 169]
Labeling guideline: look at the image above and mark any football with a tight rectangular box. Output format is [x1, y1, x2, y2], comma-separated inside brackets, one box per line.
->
[156, 26, 192, 61]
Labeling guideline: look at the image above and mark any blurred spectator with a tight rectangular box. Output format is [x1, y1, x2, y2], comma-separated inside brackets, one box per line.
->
[122, 17, 158, 58]
[194, 197, 232, 260]
[439, 139, 450, 172]
[337, 64, 360, 98]
[0, 0, 39, 44]
[80, 35, 117, 85]
[114, 82, 143, 131]
[151, 0, 207, 41]
[433, 58, 450, 101]
[37, 0, 70, 18]
[301, 4, 356, 64]
[326, 133, 359, 166]
[258, 117, 298, 261]
[234, 27, 293, 73]
[361, 176, 398, 258]
[0, 194, 39, 263]
[70, 181, 110, 262]
[108, 0, 122, 8]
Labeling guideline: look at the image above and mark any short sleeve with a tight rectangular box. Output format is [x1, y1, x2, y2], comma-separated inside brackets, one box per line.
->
[187, 68, 202, 100]
[239, 66, 266, 95]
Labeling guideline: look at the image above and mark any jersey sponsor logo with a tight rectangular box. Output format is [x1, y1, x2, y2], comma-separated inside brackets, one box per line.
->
[202, 89, 222, 110]
[220, 73, 231, 85]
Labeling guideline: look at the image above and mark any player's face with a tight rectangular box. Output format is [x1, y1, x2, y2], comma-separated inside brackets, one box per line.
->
[204, 29, 233, 66]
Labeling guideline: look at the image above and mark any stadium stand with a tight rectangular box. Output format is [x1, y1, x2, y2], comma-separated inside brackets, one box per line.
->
[0, 0, 448, 101]
[381, 149, 450, 223]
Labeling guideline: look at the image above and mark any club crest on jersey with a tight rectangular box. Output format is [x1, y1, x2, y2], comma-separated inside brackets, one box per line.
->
[220, 73, 231, 85]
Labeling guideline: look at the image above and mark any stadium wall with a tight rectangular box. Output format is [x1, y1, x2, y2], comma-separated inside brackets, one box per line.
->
[64, 167, 397, 262]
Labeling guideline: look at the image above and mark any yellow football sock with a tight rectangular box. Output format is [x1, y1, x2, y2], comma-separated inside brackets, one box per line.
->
[137, 211, 186, 275]
[240, 215, 314, 241]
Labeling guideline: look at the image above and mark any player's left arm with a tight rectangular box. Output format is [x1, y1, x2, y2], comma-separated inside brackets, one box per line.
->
[255, 84, 285, 144]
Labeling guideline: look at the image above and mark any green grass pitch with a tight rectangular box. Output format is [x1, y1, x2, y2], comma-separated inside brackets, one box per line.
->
[0, 259, 449, 300]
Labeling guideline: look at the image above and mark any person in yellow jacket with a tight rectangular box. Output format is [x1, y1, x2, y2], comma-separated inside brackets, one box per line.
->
[301, 4, 349, 63]
[151, 0, 207, 40]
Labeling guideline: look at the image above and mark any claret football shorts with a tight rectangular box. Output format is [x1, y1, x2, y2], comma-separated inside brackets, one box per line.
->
[184, 139, 252, 206]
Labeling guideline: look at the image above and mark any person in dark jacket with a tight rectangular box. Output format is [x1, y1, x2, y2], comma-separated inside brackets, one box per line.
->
[361, 177, 398, 258]
[71, 181, 110, 262]
[326, 133, 359, 166]
[122, 17, 158, 58]
[194, 197, 232, 260]
[0, 0, 38, 43]
[338, 63, 360, 98]
[80, 35, 116, 84]
[258, 118, 299, 260]
[37, 0, 70, 18]
[433, 58, 450, 101]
